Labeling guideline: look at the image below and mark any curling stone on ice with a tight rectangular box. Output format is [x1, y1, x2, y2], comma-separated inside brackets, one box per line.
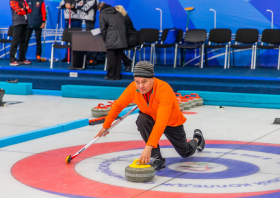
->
[178, 102, 184, 112]
[175, 93, 183, 101]
[191, 93, 203, 106]
[107, 101, 115, 107]
[180, 97, 192, 110]
[91, 103, 111, 117]
[125, 159, 155, 182]
[184, 95, 196, 108]
[175, 93, 191, 110]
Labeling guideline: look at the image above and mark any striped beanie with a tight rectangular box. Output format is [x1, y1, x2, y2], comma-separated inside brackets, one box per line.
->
[133, 61, 154, 78]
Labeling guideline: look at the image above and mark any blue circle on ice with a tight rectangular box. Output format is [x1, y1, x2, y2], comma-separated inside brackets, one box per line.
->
[156, 157, 259, 179]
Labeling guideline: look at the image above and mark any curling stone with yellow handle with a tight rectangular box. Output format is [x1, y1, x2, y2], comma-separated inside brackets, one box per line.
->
[125, 159, 155, 182]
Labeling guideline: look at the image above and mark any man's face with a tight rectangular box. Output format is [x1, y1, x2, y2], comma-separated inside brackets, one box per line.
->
[134, 77, 154, 94]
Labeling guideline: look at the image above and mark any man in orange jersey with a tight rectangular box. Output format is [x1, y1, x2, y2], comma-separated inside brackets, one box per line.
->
[95, 61, 205, 171]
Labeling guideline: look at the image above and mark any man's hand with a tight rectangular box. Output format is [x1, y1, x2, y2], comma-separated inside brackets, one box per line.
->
[94, 127, 109, 138]
[65, 3, 71, 9]
[139, 145, 153, 164]
[40, 23, 45, 29]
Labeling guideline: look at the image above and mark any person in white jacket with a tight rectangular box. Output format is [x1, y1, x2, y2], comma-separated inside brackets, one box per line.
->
[76, 0, 99, 65]
[76, 0, 99, 30]
[59, 0, 81, 62]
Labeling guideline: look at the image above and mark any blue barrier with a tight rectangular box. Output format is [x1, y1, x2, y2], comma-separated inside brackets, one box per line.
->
[0, 82, 32, 95]
[178, 90, 280, 109]
[0, 118, 89, 148]
[0, 104, 139, 148]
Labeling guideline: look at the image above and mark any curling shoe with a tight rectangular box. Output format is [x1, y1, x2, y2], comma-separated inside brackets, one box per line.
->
[193, 129, 205, 151]
[150, 157, 166, 171]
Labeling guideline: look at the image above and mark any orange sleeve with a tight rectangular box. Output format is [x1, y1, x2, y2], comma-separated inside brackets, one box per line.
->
[103, 83, 134, 129]
[146, 85, 174, 148]
[41, 1, 46, 21]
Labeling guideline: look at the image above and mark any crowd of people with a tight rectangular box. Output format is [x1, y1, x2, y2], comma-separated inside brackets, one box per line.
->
[9, 0, 137, 80]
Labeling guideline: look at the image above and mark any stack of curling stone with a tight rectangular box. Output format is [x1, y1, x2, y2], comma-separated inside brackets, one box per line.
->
[184, 95, 196, 108]
[91, 103, 111, 118]
[178, 94, 192, 110]
[175, 93, 191, 111]
[181, 98, 191, 110]
[125, 159, 155, 182]
[190, 93, 204, 106]
[178, 101, 184, 112]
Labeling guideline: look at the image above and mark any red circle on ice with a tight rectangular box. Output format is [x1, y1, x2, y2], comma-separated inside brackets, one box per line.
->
[11, 140, 280, 198]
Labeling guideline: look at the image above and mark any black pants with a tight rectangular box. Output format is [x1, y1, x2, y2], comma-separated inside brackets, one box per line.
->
[24, 27, 42, 58]
[136, 112, 198, 158]
[106, 49, 123, 79]
[10, 24, 28, 63]
[86, 21, 95, 31]
[122, 52, 132, 67]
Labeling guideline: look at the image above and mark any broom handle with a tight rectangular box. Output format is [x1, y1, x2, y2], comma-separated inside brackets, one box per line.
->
[71, 106, 138, 159]
[54, 8, 60, 43]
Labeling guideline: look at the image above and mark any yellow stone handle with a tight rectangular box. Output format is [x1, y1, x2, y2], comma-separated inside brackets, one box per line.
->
[129, 159, 151, 168]
[133, 159, 140, 165]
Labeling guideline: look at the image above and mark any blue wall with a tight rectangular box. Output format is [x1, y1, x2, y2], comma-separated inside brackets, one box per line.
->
[1, 0, 280, 67]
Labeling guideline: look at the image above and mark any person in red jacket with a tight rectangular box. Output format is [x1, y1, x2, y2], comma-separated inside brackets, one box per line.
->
[23, 0, 46, 62]
[10, 0, 32, 66]
[95, 61, 206, 171]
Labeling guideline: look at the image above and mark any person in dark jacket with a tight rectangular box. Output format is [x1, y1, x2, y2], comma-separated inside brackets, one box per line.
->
[98, 2, 127, 80]
[23, 0, 46, 62]
[10, 0, 32, 66]
[115, 5, 137, 72]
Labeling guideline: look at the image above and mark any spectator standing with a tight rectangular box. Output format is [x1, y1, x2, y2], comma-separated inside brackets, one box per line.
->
[115, 5, 137, 72]
[77, 0, 99, 66]
[60, 0, 81, 62]
[98, 2, 127, 80]
[23, 0, 46, 62]
[9, 0, 32, 66]
[77, 0, 99, 30]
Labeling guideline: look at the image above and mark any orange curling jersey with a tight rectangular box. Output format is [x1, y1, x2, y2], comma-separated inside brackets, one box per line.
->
[103, 78, 187, 148]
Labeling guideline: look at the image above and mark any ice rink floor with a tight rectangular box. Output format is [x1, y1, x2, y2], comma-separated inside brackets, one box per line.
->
[1, 95, 280, 198]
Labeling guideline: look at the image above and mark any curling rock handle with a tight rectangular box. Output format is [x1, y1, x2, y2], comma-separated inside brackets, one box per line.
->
[125, 159, 155, 182]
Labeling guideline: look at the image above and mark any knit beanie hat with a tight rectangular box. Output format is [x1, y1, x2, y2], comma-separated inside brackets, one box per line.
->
[133, 61, 154, 78]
